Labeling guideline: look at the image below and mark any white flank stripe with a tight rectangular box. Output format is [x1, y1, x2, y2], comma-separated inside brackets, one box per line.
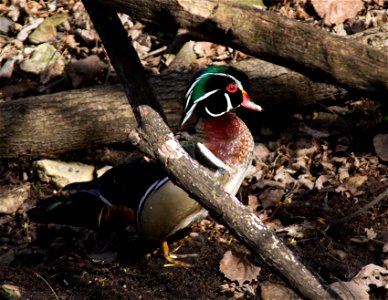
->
[137, 177, 169, 225]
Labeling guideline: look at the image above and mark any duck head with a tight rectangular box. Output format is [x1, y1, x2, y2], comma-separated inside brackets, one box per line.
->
[180, 66, 262, 127]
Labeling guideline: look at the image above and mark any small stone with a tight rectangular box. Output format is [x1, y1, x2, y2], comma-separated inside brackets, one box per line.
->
[34, 159, 94, 188]
[0, 16, 13, 34]
[0, 184, 31, 214]
[373, 134, 388, 161]
[260, 281, 299, 300]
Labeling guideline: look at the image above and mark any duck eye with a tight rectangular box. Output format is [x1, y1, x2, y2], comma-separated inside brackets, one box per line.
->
[226, 83, 238, 93]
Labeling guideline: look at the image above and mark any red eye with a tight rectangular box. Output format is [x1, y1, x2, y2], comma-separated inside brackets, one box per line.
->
[226, 83, 238, 93]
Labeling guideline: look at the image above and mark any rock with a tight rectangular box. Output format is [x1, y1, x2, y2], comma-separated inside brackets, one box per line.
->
[0, 184, 31, 214]
[373, 134, 388, 161]
[0, 16, 13, 34]
[34, 159, 94, 188]
[260, 281, 299, 300]
[1, 284, 21, 299]
[19, 43, 65, 75]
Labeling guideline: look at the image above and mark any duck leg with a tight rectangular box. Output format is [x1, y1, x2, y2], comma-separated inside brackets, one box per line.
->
[162, 240, 198, 267]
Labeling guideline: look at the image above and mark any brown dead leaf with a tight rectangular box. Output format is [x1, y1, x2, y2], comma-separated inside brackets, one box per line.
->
[219, 250, 261, 285]
[330, 264, 388, 300]
[194, 42, 217, 58]
[365, 228, 377, 240]
[373, 0, 387, 6]
[247, 194, 259, 212]
[338, 166, 350, 182]
[311, 0, 364, 25]
[293, 145, 318, 170]
[298, 175, 315, 190]
[61, 34, 78, 48]
[274, 166, 296, 185]
[336, 175, 368, 196]
[254, 143, 270, 162]
[347, 175, 368, 189]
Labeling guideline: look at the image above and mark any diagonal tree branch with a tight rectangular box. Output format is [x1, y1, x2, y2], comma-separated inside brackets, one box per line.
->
[81, 0, 340, 299]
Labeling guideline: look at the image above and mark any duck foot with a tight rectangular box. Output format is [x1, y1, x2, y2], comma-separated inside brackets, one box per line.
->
[162, 240, 198, 267]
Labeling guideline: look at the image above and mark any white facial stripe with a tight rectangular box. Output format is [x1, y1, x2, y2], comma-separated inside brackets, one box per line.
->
[180, 102, 198, 126]
[205, 107, 224, 117]
[137, 177, 169, 226]
[182, 89, 220, 126]
[224, 93, 233, 111]
[184, 72, 243, 110]
[193, 89, 220, 104]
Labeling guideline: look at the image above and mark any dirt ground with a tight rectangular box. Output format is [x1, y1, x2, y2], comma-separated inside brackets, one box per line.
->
[0, 106, 387, 299]
[1, 0, 387, 299]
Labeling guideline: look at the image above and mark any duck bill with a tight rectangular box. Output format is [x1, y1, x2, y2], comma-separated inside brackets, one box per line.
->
[241, 90, 262, 112]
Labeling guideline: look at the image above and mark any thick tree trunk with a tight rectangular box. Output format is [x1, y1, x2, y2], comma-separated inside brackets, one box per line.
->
[98, 0, 388, 96]
[0, 58, 348, 159]
[1, 13, 386, 159]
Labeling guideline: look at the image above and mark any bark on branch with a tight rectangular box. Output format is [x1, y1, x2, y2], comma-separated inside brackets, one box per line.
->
[81, 0, 341, 298]
[97, 0, 388, 97]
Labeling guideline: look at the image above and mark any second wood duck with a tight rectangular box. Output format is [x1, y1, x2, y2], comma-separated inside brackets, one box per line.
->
[28, 66, 262, 266]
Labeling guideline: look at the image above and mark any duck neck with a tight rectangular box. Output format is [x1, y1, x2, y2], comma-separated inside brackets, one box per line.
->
[197, 113, 254, 167]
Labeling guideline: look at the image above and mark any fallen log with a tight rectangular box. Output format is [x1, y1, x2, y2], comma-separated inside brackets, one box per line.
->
[1, 10, 386, 159]
[0, 58, 347, 159]
[98, 0, 388, 96]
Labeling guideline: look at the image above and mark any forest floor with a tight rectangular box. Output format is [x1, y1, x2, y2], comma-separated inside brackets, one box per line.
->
[0, 1, 387, 299]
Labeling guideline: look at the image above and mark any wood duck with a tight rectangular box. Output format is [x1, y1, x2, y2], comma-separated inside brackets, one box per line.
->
[28, 66, 262, 266]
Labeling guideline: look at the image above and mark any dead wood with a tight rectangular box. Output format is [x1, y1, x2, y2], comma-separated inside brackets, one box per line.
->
[1, 17, 386, 159]
[0, 57, 348, 159]
[97, 0, 388, 96]
[81, 0, 341, 298]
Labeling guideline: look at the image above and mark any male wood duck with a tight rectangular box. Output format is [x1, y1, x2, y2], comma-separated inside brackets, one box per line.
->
[28, 66, 262, 266]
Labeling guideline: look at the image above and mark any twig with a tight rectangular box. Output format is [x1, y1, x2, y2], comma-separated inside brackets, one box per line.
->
[140, 45, 167, 59]
[325, 187, 388, 231]
[34, 272, 59, 300]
